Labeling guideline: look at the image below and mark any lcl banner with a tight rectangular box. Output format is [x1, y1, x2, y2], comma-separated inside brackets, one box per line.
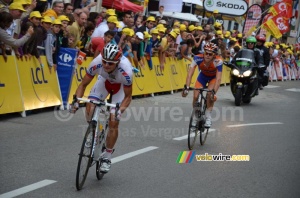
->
[243, 4, 263, 37]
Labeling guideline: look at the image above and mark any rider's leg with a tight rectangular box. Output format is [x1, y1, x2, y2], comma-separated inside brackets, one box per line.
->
[87, 76, 108, 122]
[205, 79, 217, 127]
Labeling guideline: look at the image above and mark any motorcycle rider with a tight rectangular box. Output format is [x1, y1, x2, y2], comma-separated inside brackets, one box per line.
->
[232, 36, 264, 95]
[255, 35, 270, 89]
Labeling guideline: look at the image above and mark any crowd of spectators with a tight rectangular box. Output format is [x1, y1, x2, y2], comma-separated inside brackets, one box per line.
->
[0, 1, 299, 73]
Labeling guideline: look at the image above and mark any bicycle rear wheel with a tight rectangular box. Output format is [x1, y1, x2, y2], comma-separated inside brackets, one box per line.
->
[76, 122, 95, 190]
[188, 111, 198, 150]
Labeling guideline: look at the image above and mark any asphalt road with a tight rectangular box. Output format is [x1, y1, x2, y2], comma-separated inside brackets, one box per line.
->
[1, 80, 300, 198]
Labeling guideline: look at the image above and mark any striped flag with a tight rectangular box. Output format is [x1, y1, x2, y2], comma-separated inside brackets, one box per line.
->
[176, 151, 196, 164]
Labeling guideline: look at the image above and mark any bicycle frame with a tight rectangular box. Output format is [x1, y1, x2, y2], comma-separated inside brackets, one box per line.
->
[77, 98, 117, 163]
[192, 88, 213, 121]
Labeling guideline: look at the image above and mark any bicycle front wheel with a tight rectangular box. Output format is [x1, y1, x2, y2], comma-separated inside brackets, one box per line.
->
[188, 111, 198, 150]
[76, 123, 95, 190]
[95, 122, 108, 180]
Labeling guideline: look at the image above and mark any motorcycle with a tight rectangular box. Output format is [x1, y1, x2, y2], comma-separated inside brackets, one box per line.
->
[224, 49, 265, 106]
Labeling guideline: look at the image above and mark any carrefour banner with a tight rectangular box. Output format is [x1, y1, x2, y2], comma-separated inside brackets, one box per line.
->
[57, 48, 77, 107]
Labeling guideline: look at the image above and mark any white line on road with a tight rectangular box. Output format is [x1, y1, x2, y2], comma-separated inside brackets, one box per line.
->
[285, 88, 300, 92]
[264, 85, 280, 88]
[227, 122, 283, 128]
[112, 146, 158, 164]
[0, 180, 57, 198]
[173, 129, 216, 141]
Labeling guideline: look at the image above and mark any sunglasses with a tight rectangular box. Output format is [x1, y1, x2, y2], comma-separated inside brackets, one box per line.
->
[247, 42, 255, 45]
[205, 52, 214, 56]
[102, 59, 117, 66]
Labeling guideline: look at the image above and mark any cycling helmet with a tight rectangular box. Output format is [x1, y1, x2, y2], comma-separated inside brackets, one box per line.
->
[204, 43, 218, 54]
[246, 36, 257, 43]
[102, 44, 122, 62]
[256, 35, 266, 43]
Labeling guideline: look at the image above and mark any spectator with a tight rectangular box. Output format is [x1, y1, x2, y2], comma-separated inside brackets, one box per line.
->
[23, 11, 44, 66]
[150, 28, 160, 57]
[67, 11, 87, 48]
[88, 12, 100, 26]
[0, 12, 33, 61]
[92, 9, 116, 38]
[80, 21, 94, 55]
[137, 16, 155, 33]
[45, 19, 61, 72]
[132, 32, 144, 69]
[63, 3, 73, 14]
[42, 0, 64, 20]
[91, 30, 114, 58]
[207, 9, 218, 25]
[158, 31, 177, 71]
[118, 11, 132, 31]
[156, 5, 164, 18]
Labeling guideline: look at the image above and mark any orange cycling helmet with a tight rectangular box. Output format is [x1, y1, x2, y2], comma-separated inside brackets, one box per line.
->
[204, 43, 218, 54]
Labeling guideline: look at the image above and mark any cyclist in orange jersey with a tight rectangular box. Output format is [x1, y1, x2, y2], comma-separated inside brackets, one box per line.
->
[182, 43, 223, 128]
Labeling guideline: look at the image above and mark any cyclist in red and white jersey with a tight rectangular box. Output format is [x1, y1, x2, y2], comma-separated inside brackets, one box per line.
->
[182, 43, 223, 128]
[71, 44, 133, 173]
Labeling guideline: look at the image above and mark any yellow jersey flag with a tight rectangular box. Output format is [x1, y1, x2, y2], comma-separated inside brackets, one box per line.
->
[265, 20, 282, 39]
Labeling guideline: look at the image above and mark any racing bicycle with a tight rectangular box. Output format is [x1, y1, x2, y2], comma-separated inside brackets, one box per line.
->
[74, 95, 119, 190]
[186, 86, 214, 150]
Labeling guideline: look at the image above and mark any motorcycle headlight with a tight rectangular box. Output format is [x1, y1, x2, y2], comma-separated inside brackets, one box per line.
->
[243, 70, 252, 77]
[232, 69, 240, 76]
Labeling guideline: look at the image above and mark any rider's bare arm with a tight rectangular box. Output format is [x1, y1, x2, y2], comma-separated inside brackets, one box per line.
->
[213, 70, 222, 93]
[119, 85, 132, 113]
[75, 74, 94, 98]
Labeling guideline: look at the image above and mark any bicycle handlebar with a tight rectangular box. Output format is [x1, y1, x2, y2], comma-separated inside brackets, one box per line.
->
[77, 97, 117, 108]
[184, 85, 214, 93]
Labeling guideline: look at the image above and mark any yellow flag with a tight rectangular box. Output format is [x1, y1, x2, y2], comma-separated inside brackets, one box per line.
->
[265, 20, 282, 39]
[245, 26, 256, 37]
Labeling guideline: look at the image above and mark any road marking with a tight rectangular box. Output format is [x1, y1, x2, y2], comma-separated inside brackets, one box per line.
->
[227, 122, 283, 128]
[112, 146, 158, 164]
[286, 88, 300, 92]
[0, 180, 56, 198]
[264, 85, 280, 88]
[173, 129, 216, 141]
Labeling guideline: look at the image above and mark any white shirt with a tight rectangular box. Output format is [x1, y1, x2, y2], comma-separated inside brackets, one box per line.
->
[92, 22, 108, 38]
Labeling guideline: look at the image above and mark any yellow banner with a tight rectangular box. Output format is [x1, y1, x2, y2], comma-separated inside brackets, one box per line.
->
[178, 59, 198, 87]
[17, 56, 62, 110]
[151, 57, 173, 92]
[0, 56, 24, 114]
[167, 57, 185, 90]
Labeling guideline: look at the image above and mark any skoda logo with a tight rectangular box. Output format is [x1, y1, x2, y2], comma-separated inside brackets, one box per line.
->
[206, 0, 214, 7]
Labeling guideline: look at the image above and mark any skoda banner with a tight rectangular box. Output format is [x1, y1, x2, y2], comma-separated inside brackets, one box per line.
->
[57, 48, 77, 108]
[203, 0, 248, 16]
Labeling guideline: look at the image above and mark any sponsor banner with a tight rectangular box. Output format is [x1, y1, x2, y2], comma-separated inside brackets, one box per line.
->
[151, 58, 173, 92]
[167, 57, 185, 90]
[132, 60, 157, 96]
[221, 63, 231, 85]
[0, 56, 24, 114]
[203, 0, 248, 16]
[57, 48, 77, 106]
[178, 59, 198, 87]
[68, 57, 98, 103]
[243, 4, 262, 36]
[17, 56, 62, 110]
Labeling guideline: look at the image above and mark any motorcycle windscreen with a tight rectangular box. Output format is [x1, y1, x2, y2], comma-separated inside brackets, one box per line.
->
[234, 49, 255, 71]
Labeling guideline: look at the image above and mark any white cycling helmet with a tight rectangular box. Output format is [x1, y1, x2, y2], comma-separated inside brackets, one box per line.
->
[102, 44, 122, 62]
